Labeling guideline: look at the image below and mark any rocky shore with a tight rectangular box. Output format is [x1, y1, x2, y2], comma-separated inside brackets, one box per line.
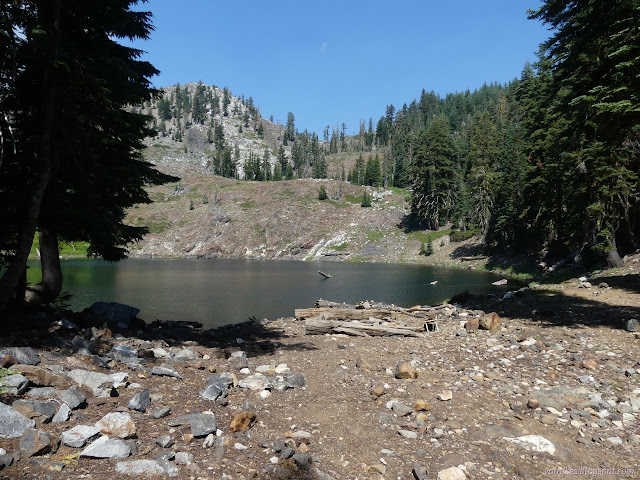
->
[0, 274, 639, 480]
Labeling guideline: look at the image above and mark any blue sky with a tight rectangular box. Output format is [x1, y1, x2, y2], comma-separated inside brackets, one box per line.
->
[132, 0, 551, 135]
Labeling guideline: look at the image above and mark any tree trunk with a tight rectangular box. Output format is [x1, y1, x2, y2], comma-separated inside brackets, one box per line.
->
[0, 1, 60, 312]
[25, 228, 62, 305]
[604, 235, 624, 268]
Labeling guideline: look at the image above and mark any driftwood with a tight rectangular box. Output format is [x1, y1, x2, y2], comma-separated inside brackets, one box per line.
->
[318, 271, 333, 278]
[304, 318, 424, 337]
[459, 255, 488, 261]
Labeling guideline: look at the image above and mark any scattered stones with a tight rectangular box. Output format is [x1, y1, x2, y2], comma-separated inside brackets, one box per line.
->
[437, 466, 466, 480]
[81, 436, 132, 459]
[18, 429, 59, 457]
[96, 412, 136, 439]
[230, 411, 256, 432]
[394, 362, 417, 379]
[61, 425, 101, 448]
[128, 388, 151, 412]
[115, 459, 178, 477]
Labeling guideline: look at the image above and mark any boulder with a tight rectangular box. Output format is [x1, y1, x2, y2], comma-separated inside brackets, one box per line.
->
[18, 429, 59, 457]
[67, 369, 129, 397]
[61, 425, 101, 448]
[0, 373, 29, 395]
[0, 347, 40, 365]
[88, 301, 139, 327]
[52, 403, 72, 423]
[504, 435, 556, 455]
[128, 388, 151, 412]
[95, 412, 136, 439]
[395, 362, 418, 379]
[0, 403, 36, 438]
[437, 467, 466, 480]
[81, 436, 132, 459]
[12, 399, 58, 422]
[479, 312, 500, 330]
[10, 365, 70, 387]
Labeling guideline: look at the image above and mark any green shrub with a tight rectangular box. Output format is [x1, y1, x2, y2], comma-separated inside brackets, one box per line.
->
[419, 241, 433, 256]
[450, 229, 478, 242]
[361, 190, 372, 207]
[318, 185, 328, 200]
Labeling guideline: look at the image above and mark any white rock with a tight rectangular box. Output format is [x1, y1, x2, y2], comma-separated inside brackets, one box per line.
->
[234, 442, 248, 450]
[439, 390, 453, 401]
[259, 390, 271, 399]
[61, 425, 101, 448]
[437, 466, 466, 480]
[504, 435, 556, 455]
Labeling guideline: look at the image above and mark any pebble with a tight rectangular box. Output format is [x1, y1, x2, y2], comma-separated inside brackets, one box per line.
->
[398, 429, 418, 439]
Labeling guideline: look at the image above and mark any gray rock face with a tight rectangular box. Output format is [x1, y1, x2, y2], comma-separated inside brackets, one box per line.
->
[0, 347, 40, 365]
[81, 436, 132, 459]
[168, 413, 216, 438]
[150, 366, 182, 379]
[150, 407, 171, 419]
[18, 429, 59, 457]
[61, 425, 101, 448]
[115, 459, 178, 477]
[128, 388, 151, 412]
[0, 373, 29, 395]
[89, 301, 140, 327]
[0, 403, 36, 438]
[57, 387, 87, 410]
[52, 403, 72, 423]
[67, 369, 129, 397]
[12, 399, 59, 422]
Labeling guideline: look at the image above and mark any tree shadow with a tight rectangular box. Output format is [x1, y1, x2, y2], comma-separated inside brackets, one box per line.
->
[466, 277, 640, 331]
[450, 243, 487, 259]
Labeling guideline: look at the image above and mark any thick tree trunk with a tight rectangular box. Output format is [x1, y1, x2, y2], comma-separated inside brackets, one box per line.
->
[604, 235, 624, 268]
[25, 228, 62, 305]
[0, 1, 60, 312]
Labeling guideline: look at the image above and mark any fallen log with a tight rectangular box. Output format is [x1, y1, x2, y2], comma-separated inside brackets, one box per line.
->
[295, 307, 407, 321]
[459, 255, 488, 261]
[305, 318, 424, 337]
[318, 271, 333, 278]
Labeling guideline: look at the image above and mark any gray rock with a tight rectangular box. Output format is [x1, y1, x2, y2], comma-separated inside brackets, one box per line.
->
[285, 372, 306, 387]
[0, 402, 36, 438]
[128, 388, 151, 412]
[71, 336, 94, 354]
[238, 374, 271, 390]
[280, 447, 295, 459]
[174, 451, 193, 465]
[412, 465, 429, 480]
[150, 406, 171, 419]
[455, 329, 468, 337]
[168, 413, 216, 438]
[229, 355, 248, 370]
[81, 436, 132, 459]
[67, 369, 129, 397]
[111, 344, 138, 360]
[115, 459, 178, 477]
[199, 382, 228, 401]
[153, 451, 175, 461]
[155, 435, 174, 448]
[0, 347, 40, 365]
[95, 412, 136, 439]
[61, 425, 101, 448]
[391, 402, 413, 416]
[437, 467, 466, 480]
[18, 429, 59, 457]
[150, 366, 182, 380]
[174, 349, 196, 360]
[12, 399, 59, 422]
[206, 373, 234, 388]
[0, 373, 29, 395]
[26, 387, 57, 398]
[626, 319, 638, 332]
[52, 403, 72, 423]
[0, 453, 13, 469]
[293, 453, 311, 470]
[57, 387, 87, 410]
[398, 429, 418, 439]
[89, 301, 139, 327]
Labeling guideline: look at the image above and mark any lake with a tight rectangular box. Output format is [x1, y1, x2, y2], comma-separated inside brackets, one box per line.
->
[27, 258, 510, 328]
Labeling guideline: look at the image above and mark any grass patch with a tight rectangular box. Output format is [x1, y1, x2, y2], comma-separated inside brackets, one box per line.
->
[344, 193, 360, 204]
[324, 199, 350, 208]
[387, 186, 409, 196]
[329, 243, 348, 251]
[29, 233, 89, 259]
[152, 143, 171, 149]
[366, 230, 386, 242]
[410, 229, 451, 244]
[240, 200, 257, 209]
[450, 229, 478, 242]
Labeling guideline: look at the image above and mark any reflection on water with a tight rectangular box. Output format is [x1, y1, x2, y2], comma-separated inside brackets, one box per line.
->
[27, 258, 509, 328]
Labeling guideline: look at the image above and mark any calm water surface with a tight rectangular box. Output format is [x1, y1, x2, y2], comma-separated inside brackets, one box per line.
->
[28, 258, 510, 328]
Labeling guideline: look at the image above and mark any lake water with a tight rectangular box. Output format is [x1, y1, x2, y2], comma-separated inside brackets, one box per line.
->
[27, 258, 510, 328]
